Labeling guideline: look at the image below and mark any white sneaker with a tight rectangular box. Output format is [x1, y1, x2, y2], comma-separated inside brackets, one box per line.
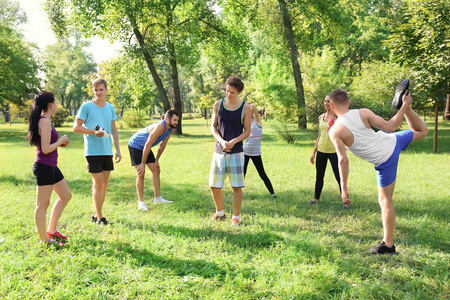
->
[154, 196, 173, 204]
[138, 201, 149, 210]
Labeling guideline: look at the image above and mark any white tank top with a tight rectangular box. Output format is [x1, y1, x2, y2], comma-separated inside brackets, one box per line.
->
[335, 109, 396, 166]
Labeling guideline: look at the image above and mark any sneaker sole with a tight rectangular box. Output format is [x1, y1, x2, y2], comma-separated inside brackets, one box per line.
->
[392, 79, 410, 109]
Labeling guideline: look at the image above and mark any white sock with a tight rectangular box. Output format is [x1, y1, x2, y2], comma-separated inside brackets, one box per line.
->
[216, 210, 225, 216]
[232, 215, 239, 221]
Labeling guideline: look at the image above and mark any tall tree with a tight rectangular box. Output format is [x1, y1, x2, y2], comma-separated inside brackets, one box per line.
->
[41, 35, 97, 114]
[45, 0, 222, 134]
[388, 0, 450, 152]
[222, 0, 342, 128]
[0, 0, 39, 116]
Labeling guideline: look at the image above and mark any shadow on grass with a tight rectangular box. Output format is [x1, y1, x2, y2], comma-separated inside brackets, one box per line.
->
[0, 174, 35, 186]
[81, 239, 226, 278]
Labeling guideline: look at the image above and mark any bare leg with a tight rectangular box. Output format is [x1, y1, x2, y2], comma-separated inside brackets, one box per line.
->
[35, 185, 53, 243]
[135, 167, 145, 202]
[91, 171, 110, 219]
[210, 187, 223, 212]
[48, 179, 72, 233]
[232, 187, 243, 217]
[378, 181, 396, 247]
[404, 107, 428, 142]
[149, 163, 161, 198]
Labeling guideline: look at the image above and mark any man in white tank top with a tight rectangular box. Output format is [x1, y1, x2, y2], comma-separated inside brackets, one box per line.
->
[328, 88, 428, 254]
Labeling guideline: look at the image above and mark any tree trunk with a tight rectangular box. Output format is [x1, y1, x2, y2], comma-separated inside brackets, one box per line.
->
[4, 104, 11, 124]
[130, 18, 171, 113]
[444, 82, 450, 121]
[277, 0, 307, 128]
[168, 43, 183, 135]
[433, 99, 438, 153]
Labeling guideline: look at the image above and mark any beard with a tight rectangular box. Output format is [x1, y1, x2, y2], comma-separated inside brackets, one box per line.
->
[169, 121, 177, 129]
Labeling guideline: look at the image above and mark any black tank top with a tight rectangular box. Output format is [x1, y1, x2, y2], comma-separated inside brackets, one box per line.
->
[214, 98, 246, 154]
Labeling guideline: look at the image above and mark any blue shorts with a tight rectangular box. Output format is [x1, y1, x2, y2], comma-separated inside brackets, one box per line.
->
[375, 130, 414, 187]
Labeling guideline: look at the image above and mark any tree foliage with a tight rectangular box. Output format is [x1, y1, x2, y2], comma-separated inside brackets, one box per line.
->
[41, 34, 96, 115]
[388, 0, 449, 101]
[0, 0, 39, 111]
[45, 0, 224, 134]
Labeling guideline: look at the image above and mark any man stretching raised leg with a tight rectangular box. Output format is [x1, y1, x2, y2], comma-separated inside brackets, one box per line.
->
[329, 88, 427, 254]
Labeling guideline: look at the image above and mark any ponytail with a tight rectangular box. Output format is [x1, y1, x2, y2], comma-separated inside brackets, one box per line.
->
[28, 92, 55, 146]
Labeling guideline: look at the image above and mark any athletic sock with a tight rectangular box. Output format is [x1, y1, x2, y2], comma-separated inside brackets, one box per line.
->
[216, 210, 225, 216]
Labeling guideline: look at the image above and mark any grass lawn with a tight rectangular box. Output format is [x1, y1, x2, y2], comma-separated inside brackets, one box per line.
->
[0, 118, 449, 299]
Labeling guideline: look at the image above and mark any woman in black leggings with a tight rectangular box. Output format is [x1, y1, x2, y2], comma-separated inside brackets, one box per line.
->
[309, 95, 341, 205]
[243, 104, 276, 198]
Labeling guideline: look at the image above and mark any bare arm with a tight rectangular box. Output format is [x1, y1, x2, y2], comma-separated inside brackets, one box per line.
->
[252, 104, 262, 127]
[330, 128, 351, 204]
[73, 118, 104, 137]
[153, 132, 172, 170]
[310, 115, 321, 164]
[136, 123, 164, 175]
[111, 120, 121, 163]
[210, 100, 230, 152]
[39, 118, 69, 154]
[362, 91, 413, 132]
[227, 103, 252, 150]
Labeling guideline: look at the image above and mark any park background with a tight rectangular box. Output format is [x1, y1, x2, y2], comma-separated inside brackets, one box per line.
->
[1, 0, 449, 298]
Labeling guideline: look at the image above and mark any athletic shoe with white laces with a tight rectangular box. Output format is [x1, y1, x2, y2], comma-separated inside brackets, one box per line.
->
[138, 201, 149, 211]
[154, 196, 173, 204]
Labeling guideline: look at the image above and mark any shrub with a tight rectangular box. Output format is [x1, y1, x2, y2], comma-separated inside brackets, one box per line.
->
[66, 115, 75, 123]
[52, 106, 70, 127]
[123, 109, 147, 128]
[273, 123, 296, 144]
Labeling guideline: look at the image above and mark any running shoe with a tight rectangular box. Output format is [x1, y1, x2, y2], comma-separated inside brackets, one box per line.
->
[212, 213, 226, 221]
[392, 78, 410, 109]
[154, 196, 173, 204]
[367, 241, 397, 254]
[46, 238, 65, 247]
[138, 201, 149, 211]
[308, 200, 319, 205]
[91, 215, 98, 223]
[97, 217, 109, 226]
[46, 230, 67, 242]
[231, 217, 240, 227]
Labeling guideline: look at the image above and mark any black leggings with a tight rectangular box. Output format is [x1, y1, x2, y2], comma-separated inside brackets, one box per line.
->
[244, 155, 275, 195]
[314, 151, 341, 199]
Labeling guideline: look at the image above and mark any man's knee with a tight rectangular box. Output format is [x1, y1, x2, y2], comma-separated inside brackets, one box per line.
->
[232, 187, 242, 193]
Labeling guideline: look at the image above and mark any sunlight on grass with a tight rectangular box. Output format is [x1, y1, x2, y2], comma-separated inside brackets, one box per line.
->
[0, 119, 449, 298]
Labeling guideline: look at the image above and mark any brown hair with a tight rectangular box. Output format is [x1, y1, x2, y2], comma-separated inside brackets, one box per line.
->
[225, 76, 244, 93]
[164, 109, 179, 119]
[329, 89, 348, 104]
[92, 78, 107, 89]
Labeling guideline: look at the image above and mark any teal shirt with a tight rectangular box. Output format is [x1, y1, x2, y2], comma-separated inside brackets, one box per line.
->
[76, 101, 117, 156]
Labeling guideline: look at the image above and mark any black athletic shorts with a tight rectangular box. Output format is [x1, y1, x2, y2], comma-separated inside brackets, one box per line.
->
[33, 162, 64, 186]
[128, 145, 155, 166]
[85, 156, 114, 173]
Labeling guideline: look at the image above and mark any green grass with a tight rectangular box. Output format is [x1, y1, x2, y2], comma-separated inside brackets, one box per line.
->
[0, 118, 449, 299]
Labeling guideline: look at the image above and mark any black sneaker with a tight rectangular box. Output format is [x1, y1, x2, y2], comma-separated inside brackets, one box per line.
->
[367, 241, 397, 254]
[392, 78, 410, 109]
[91, 215, 98, 223]
[97, 217, 109, 226]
